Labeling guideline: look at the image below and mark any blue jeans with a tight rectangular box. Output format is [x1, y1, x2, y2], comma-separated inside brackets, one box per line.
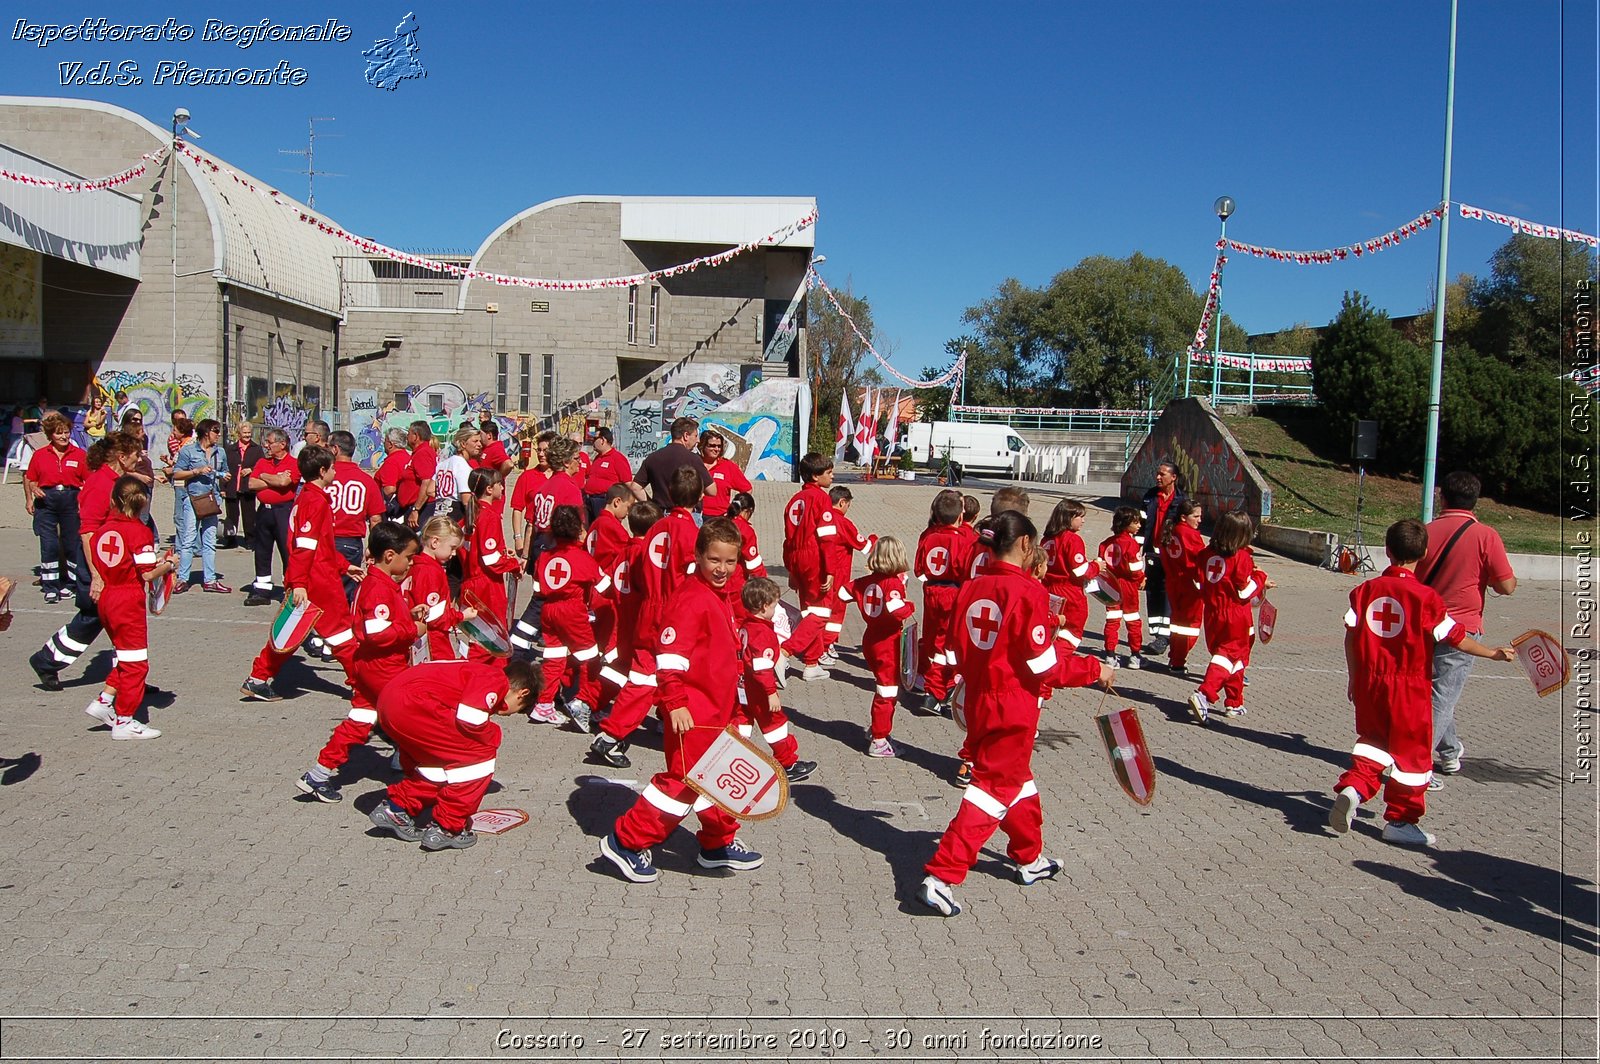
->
[175, 494, 219, 585]
[1431, 632, 1480, 761]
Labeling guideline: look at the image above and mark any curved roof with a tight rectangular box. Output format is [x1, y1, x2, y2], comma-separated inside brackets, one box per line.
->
[0, 96, 349, 315]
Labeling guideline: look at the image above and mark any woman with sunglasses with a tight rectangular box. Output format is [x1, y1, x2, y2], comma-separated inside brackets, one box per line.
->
[696, 429, 751, 518]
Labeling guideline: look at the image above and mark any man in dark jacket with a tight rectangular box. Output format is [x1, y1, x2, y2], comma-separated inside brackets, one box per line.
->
[1139, 460, 1186, 656]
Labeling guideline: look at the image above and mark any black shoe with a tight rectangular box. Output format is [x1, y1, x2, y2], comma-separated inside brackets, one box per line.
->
[1148, 637, 1170, 655]
[589, 734, 631, 768]
[784, 759, 818, 782]
[32, 665, 62, 692]
[243, 593, 272, 607]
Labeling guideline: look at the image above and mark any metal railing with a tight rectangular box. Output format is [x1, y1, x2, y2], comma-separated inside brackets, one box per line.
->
[948, 405, 1158, 433]
[1182, 351, 1317, 405]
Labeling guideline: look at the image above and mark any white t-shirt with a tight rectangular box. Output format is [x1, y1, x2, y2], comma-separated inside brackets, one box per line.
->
[431, 454, 474, 518]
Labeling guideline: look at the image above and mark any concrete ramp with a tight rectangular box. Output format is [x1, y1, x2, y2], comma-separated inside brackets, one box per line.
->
[1121, 397, 1273, 523]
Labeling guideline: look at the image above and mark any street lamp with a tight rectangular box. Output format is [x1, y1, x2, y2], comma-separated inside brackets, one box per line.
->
[170, 107, 189, 390]
[1210, 195, 1235, 402]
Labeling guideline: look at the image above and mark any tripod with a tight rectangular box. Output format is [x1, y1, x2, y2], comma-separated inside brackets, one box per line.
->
[1341, 465, 1376, 574]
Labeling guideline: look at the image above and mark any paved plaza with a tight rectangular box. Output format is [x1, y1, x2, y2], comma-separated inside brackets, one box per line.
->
[0, 478, 1593, 1062]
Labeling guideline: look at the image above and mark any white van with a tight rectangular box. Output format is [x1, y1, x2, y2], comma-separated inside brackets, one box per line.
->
[902, 421, 1032, 475]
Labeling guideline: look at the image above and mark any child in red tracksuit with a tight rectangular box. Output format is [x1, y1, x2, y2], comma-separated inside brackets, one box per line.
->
[919, 512, 1112, 918]
[1160, 499, 1206, 672]
[600, 517, 764, 883]
[368, 658, 537, 851]
[915, 490, 967, 716]
[588, 500, 659, 768]
[819, 485, 875, 659]
[1327, 519, 1513, 848]
[586, 483, 633, 665]
[242, 446, 362, 702]
[735, 576, 817, 782]
[839, 536, 916, 758]
[408, 516, 471, 663]
[780, 453, 837, 675]
[533, 504, 603, 730]
[1040, 498, 1100, 653]
[462, 469, 521, 664]
[1187, 512, 1273, 724]
[725, 491, 767, 622]
[1098, 506, 1146, 669]
[297, 522, 425, 803]
[85, 475, 177, 740]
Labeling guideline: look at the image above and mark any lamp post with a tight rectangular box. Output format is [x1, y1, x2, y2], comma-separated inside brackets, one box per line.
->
[170, 107, 188, 390]
[1209, 195, 1235, 402]
[1420, 0, 1459, 522]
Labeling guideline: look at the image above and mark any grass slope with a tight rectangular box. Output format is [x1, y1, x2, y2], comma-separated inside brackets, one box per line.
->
[1225, 410, 1565, 555]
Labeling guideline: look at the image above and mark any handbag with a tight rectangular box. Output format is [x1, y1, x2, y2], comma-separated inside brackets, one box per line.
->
[190, 492, 221, 519]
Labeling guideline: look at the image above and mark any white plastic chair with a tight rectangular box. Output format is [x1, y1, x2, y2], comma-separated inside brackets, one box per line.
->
[1, 437, 28, 485]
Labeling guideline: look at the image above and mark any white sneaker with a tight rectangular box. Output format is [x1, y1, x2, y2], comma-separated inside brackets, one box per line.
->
[111, 720, 161, 740]
[801, 664, 829, 682]
[1013, 855, 1063, 885]
[1126, 654, 1143, 670]
[1186, 691, 1212, 725]
[918, 874, 961, 916]
[1433, 744, 1463, 775]
[85, 695, 116, 727]
[1328, 786, 1361, 834]
[866, 737, 896, 758]
[1381, 821, 1436, 847]
[775, 652, 790, 690]
[819, 650, 840, 667]
[528, 702, 562, 724]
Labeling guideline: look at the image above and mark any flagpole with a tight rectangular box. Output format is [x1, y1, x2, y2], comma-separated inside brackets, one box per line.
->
[1420, 0, 1459, 522]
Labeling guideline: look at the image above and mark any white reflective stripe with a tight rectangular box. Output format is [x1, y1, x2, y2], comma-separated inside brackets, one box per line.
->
[425, 601, 447, 622]
[763, 723, 790, 743]
[594, 575, 612, 595]
[1390, 766, 1433, 788]
[514, 620, 538, 635]
[600, 666, 628, 687]
[802, 606, 832, 618]
[1129, 559, 1145, 571]
[1070, 561, 1091, 577]
[573, 646, 600, 662]
[57, 630, 89, 653]
[444, 759, 495, 783]
[962, 784, 1008, 819]
[295, 537, 319, 550]
[1210, 654, 1234, 671]
[836, 585, 851, 601]
[1169, 624, 1201, 636]
[627, 670, 657, 687]
[825, 623, 843, 634]
[1238, 579, 1259, 600]
[875, 684, 899, 698]
[1433, 616, 1458, 641]
[658, 653, 690, 671]
[251, 578, 273, 590]
[347, 707, 378, 724]
[1105, 610, 1123, 620]
[1058, 628, 1082, 648]
[1014, 779, 1039, 804]
[816, 525, 837, 537]
[509, 634, 535, 650]
[746, 554, 763, 569]
[1123, 612, 1140, 621]
[1026, 644, 1058, 676]
[417, 766, 448, 782]
[916, 574, 927, 583]
[456, 704, 490, 726]
[1148, 615, 1169, 626]
[324, 628, 354, 646]
[752, 658, 774, 672]
[364, 618, 392, 634]
[691, 795, 713, 813]
[604, 647, 618, 663]
[544, 645, 570, 659]
[1352, 742, 1395, 767]
[737, 722, 752, 736]
[133, 550, 157, 564]
[1344, 608, 1358, 628]
[481, 550, 502, 565]
[642, 783, 694, 818]
[114, 647, 149, 663]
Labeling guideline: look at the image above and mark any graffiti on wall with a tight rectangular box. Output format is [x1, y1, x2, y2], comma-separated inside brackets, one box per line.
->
[701, 378, 801, 481]
[661, 363, 740, 429]
[354, 381, 524, 469]
[94, 364, 216, 458]
[1123, 398, 1266, 521]
[617, 399, 663, 464]
[762, 289, 804, 364]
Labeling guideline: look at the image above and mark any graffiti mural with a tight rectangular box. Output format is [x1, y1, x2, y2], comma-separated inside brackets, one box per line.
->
[357, 381, 523, 469]
[661, 363, 740, 429]
[701, 378, 802, 481]
[1123, 397, 1270, 522]
[617, 398, 663, 464]
[347, 388, 382, 468]
[93, 363, 216, 458]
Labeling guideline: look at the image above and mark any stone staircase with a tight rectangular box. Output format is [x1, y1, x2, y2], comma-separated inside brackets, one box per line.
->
[1021, 428, 1144, 480]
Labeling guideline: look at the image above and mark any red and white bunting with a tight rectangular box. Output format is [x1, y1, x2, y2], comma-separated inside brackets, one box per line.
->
[1189, 352, 1312, 373]
[0, 144, 169, 193]
[1223, 206, 1446, 264]
[1185, 244, 1228, 359]
[1457, 203, 1599, 248]
[808, 267, 966, 390]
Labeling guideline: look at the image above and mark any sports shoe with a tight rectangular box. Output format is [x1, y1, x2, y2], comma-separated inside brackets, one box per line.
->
[696, 837, 764, 870]
[1434, 745, 1463, 775]
[240, 677, 282, 702]
[528, 701, 562, 724]
[1241, 671, 1250, 687]
[589, 733, 632, 768]
[1328, 786, 1361, 834]
[243, 592, 272, 607]
[85, 695, 117, 727]
[32, 664, 62, 692]
[295, 772, 342, 803]
[1148, 636, 1170, 655]
[202, 581, 233, 594]
[419, 823, 477, 851]
[1186, 691, 1212, 725]
[43, 589, 59, 604]
[784, 759, 818, 782]
[1126, 654, 1143, 671]
[774, 652, 789, 690]
[599, 832, 659, 883]
[111, 719, 160, 740]
[801, 664, 829, 682]
[368, 799, 423, 842]
[932, 698, 954, 720]
[1013, 855, 1063, 885]
[954, 761, 973, 787]
[1382, 821, 1436, 847]
[818, 649, 840, 667]
[1426, 777, 1444, 792]
[1219, 703, 1248, 718]
[918, 874, 961, 916]
[866, 737, 896, 758]
[565, 699, 594, 734]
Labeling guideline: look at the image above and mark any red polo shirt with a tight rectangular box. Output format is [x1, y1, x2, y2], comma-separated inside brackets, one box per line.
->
[377, 448, 416, 509]
[250, 454, 301, 506]
[26, 444, 88, 488]
[582, 448, 632, 496]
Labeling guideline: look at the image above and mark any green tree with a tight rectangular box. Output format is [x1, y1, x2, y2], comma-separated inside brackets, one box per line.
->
[1467, 234, 1598, 370]
[1311, 292, 1429, 472]
[805, 284, 874, 453]
[958, 279, 1046, 401]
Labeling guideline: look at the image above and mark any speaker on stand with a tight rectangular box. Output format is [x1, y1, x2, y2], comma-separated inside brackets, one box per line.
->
[1339, 420, 1379, 574]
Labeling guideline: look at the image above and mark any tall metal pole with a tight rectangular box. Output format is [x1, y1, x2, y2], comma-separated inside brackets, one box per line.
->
[1210, 200, 1234, 399]
[170, 112, 182, 390]
[1421, 0, 1459, 522]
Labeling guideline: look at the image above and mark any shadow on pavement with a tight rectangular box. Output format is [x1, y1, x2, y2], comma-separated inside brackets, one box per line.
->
[1154, 754, 1333, 836]
[790, 784, 944, 915]
[0, 753, 41, 785]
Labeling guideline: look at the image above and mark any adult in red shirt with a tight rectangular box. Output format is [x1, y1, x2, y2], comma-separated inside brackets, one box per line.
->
[375, 428, 414, 521]
[582, 427, 632, 523]
[244, 428, 300, 605]
[328, 430, 385, 599]
[25, 411, 89, 602]
[1421, 471, 1517, 777]
[476, 421, 514, 477]
[401, 420, 437, 529]
[697, 429, 752, 518]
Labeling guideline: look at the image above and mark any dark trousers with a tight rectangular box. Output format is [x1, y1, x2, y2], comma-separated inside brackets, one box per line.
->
[1144, 558, 1170, 644]
[252, 500, 293, 591]
[336, 537, 364, 603]
[224, 493, 257, 546]
[30, 543, 102, 679]
[34, 488, 81, 592]
[584, 493, 607, 524]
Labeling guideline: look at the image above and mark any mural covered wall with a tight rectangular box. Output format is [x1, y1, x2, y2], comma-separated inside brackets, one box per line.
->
[355, 380, 523, 470]
[702, 378, 802, 482]
[661, 363, 740, 429]
[93, 363, 216, 458]
[1123, 397, 1271, 523]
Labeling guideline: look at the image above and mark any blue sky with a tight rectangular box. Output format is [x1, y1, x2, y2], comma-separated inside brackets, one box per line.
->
[4, 2, 1596, 382]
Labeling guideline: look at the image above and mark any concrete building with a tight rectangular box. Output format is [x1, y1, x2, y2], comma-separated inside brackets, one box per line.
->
[0, 96, 815, 475]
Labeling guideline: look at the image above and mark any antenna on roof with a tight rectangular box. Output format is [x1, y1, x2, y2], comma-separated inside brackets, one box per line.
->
[278, 116, 342, 208]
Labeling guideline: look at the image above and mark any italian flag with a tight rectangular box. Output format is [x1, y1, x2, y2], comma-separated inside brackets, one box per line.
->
[1097, 706, 1155, 804]
[456, 611, 511, 658]
[270, 598, 323, 653]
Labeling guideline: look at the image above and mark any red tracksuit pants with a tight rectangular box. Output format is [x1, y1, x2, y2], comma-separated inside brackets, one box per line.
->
[926, 692, 1043, 885]
[1335, 678, 1433, 824]
[540, 599, 600, 707]
[921, 585, 958, 700]
[735, 693, 799, 768]
[864, 629, 903, 740]
[1102, 577, 1142, 656]
[782, 559, 830, 665]
[316, 657, 406, 771]
[384, 731, 500, 834]
[1198, 610, 1251, 708]
[601, 644, 657, 742]
[613, 719, 739, 852]
[1057, 588, 1089, 651]
[249, 581, 358, 683]
[98, 587, 148, 716]
[1167, 582, 1203, 669]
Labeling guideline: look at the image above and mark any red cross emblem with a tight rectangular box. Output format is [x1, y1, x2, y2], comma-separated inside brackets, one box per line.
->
[1104, 543, 1121, 566]
[648, 530, 670, 569]
[863, 583, 885, 617]
[95, 530, 125, 569]
[786, 497, 805, 529]
[615, 561, 632, 596]
[586, 529, 598, 553]
[1205, 555, 1227, 583]
[485, 538, 497, 551]
[426, 592, 441, 605]
[926, 546, 949, 577]
[485, 691, 498, 708]
[969, 549, 991, 580]
[1169, 540, 1183, 558]
[544, 556, 572, 591]
[1365, 596, 1406, 639]
[660, 626, 677, 645]
[374, 604, 390, 621]
[965, 598, 1002, 650]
